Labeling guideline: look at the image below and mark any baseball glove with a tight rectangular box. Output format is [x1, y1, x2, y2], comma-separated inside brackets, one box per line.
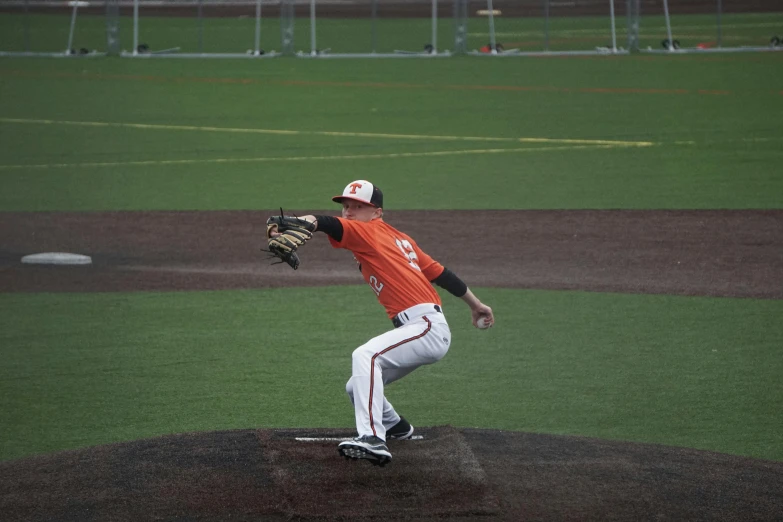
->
[265, 210, 316, 270]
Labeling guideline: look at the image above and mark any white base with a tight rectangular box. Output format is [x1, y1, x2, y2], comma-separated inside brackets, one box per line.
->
[21, 252, 92, 265]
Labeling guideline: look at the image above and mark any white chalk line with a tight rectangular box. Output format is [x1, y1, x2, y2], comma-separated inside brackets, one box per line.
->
[0, 118, 655, 148]
[0, 145, 631, 171]
[296, 436, 425, 442]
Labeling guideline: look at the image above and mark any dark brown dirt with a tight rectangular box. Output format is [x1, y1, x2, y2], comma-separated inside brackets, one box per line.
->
[1, 210, 781, 298]
[1, 427, 782, 521]
[259, 427, 499, 519]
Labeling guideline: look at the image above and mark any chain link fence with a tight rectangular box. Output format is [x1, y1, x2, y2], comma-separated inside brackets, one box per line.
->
[0, 0, 780, 57]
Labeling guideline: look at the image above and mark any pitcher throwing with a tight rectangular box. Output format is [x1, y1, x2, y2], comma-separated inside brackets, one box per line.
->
[265, 180, 494, 466]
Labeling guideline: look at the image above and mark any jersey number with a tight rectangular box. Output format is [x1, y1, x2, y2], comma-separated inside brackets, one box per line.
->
[369, 275, 384, 296]
[395, 239, 421, 271]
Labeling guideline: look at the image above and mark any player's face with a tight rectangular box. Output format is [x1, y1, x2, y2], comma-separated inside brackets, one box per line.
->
[342, 200, 381, 222]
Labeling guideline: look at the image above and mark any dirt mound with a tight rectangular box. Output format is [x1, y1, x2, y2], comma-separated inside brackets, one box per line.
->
[1, 210, 781, 298]
[1, 427, 782, 521]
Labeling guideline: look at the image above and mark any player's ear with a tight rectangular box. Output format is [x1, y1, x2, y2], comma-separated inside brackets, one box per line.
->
[374, 207, 383, 219]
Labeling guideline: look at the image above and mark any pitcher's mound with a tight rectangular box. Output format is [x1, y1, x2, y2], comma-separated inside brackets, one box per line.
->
[1, 427, 782, 521]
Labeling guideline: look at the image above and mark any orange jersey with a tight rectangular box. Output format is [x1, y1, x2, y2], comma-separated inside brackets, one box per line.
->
[328, 217, 445, 318]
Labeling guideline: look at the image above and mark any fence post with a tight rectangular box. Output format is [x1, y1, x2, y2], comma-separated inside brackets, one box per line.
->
[280, 0, 295, 55]
[453, 0, 466, 54]
[310, 0, 317, 55]
[662, 0, 674, 51]
[254, 0, 262, 54]
[21, 0, 31, 52]
[716, 0, 723, 48]
[371, 0, 378, 53]
[106, 0, 120, 56]
[626, 0, 640, 52]
[133, 0, 139, 55]
[486, 0, 497, 53]
[431, 0, 437, 54]
[197, 0, 204, 53]
[609, 0, 617, 52]
[543, 0, 549, 51]
[66, 1, 79, 53]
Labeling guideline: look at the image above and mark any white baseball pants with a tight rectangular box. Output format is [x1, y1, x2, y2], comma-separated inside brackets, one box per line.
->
[345, 303, 451, 441]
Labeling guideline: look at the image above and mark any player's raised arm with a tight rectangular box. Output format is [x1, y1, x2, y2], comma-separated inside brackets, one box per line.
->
[268, 214, 351, 245]
[267, 215, 317, 237]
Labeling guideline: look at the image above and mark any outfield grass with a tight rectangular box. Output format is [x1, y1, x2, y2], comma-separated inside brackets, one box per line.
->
[1, 287, 781, 462]
[1, 53, 782, 210]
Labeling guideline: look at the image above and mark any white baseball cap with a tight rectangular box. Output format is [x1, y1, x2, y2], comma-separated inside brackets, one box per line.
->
[332, 180, 384, 208]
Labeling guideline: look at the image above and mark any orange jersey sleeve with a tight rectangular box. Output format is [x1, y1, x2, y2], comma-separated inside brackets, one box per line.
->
[410, 240, 445, 282]
[328, 218, 444, 318]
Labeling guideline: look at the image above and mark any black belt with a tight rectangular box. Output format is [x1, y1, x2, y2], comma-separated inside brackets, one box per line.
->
[392, 305, 442, 328]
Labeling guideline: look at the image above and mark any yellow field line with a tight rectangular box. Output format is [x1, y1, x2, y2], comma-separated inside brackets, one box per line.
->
[0, 145, 624, 171]
[672, 137, 783, 146]
[314, 130, 506, 142]
[0, 118, 654, 147]
[741, 137, 783, 143]
[517, 137, 652, 146]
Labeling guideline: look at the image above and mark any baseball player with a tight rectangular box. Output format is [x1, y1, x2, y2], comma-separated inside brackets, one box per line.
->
[266, 180, 494, 466]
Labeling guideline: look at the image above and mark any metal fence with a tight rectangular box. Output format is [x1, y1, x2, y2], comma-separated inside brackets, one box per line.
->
[633, 0, 783, 54]
[0, 0, 781, 57]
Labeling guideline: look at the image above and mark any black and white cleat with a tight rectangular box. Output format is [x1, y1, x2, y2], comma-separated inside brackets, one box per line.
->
[338, 435, 392, 467]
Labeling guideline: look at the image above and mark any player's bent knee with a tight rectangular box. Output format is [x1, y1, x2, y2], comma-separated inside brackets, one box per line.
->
[351, 346, 376, 375]
[352, 344, 373, 358]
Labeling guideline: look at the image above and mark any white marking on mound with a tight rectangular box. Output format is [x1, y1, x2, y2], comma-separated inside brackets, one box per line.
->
[295, 435, 424, 442]
[21, 252, 92, 265]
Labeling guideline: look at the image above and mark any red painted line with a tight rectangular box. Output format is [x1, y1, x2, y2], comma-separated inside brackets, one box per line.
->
[368, 317, 432, 438]
[580, 87, 691, 94]
[280, 79, 425, 89]
[0, 69, 741, 96]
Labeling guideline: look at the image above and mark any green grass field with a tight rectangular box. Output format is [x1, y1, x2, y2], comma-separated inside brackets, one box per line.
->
[1, 20, 782, 464]
[1, 288, 781, 462]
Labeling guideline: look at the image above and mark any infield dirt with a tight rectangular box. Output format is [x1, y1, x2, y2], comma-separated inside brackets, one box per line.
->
[1, 209, 781, 298]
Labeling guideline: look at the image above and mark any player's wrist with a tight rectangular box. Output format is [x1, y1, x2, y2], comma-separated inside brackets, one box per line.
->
[299, 215, 318, 231]
[460, 288, 481, 308]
